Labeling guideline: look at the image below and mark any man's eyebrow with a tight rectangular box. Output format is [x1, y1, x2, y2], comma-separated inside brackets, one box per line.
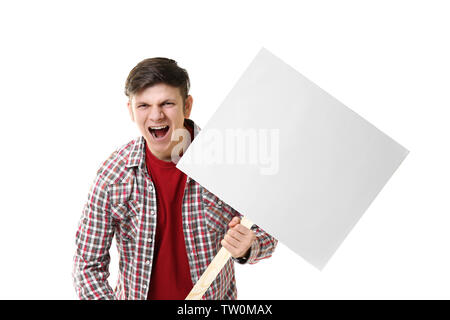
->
[135, 99, 176, 105]
[160, 99, 176, 103]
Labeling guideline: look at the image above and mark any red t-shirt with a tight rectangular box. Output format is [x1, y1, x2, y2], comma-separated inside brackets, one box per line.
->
[145, 127, 194, 300]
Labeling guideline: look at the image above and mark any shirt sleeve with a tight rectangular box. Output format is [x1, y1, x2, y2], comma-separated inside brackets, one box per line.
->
[72, 173, 116, 300]
[223, 205, 278, 265]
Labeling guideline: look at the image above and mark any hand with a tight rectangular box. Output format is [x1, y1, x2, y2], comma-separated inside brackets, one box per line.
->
[220, 217, 256, 259]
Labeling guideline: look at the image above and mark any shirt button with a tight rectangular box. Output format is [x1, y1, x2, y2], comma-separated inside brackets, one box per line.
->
[146, 260, 150, 265]
[149, 184, 153, 191]
[148, 238, 152, 243]
[218, 201, 222, 206]
[143, 284, 147, 289]
[150, 210, 155, 215]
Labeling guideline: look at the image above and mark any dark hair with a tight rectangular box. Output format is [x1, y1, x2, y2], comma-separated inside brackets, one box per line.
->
[125, 57, 190, 102]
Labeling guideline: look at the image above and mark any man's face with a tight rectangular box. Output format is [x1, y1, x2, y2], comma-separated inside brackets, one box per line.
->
[127, 83, 193, 162]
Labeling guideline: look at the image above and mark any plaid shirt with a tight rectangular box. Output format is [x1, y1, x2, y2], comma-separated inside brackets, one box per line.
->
[72, 121, 278, 300]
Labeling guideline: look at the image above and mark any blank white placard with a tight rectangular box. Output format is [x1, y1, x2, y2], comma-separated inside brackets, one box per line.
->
[177, 47, 409, 270]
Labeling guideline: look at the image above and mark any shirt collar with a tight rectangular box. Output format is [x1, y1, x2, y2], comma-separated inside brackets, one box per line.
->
[125, 118, 201, 170]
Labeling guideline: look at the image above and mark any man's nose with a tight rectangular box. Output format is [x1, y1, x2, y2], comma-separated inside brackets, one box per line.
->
[149, 106, 165, 122]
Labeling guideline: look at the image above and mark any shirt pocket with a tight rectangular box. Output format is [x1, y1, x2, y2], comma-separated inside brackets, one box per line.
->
[202, 191, 230, 235]
[110, 200, 141, 241]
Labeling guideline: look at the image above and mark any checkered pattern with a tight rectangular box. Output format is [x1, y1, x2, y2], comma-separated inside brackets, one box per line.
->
[72, 127, 278, 300]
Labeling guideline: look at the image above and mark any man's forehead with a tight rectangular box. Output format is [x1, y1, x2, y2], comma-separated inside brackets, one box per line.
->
[131, 84, 182, 103]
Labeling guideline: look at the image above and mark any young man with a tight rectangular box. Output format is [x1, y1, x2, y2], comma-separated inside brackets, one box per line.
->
[72, 58, 278, 300]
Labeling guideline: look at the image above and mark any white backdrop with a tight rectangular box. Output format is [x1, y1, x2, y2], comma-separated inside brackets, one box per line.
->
[0, 0, 449, 299]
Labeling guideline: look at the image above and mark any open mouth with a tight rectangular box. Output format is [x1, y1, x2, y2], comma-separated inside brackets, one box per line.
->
[148, 125, 170, 140]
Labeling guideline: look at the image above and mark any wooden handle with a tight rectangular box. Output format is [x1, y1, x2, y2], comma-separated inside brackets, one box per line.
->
[185, 216, 254, 300]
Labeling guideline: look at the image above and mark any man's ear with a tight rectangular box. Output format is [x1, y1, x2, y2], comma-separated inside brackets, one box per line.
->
[127, 100, 135, 122]
[184, 95, 193, 119]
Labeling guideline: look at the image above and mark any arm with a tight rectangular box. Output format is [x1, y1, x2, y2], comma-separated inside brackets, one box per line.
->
[246, 222, 278, 265]
[72, 174, 115, 300]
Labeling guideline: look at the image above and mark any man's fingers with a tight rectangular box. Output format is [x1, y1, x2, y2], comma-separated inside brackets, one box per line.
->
[221, 239, 238, 255]
[221, 239, 245, 258]
[226, 228, 244, 242]
[222, 216, 256, 258]
[224, 234, 239, 248]
[228, 217, 241, 228]
[232, 223, 251, 235]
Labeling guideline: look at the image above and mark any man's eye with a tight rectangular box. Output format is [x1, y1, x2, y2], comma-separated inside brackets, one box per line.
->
[138, 105, 147, 108]
[164, 102, 174, 106]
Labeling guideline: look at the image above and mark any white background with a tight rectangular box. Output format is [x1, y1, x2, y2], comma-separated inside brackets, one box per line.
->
[0, 0, 449, 299]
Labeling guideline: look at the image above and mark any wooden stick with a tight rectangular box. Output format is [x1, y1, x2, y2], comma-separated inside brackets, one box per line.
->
[185, 216, 254, 300]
